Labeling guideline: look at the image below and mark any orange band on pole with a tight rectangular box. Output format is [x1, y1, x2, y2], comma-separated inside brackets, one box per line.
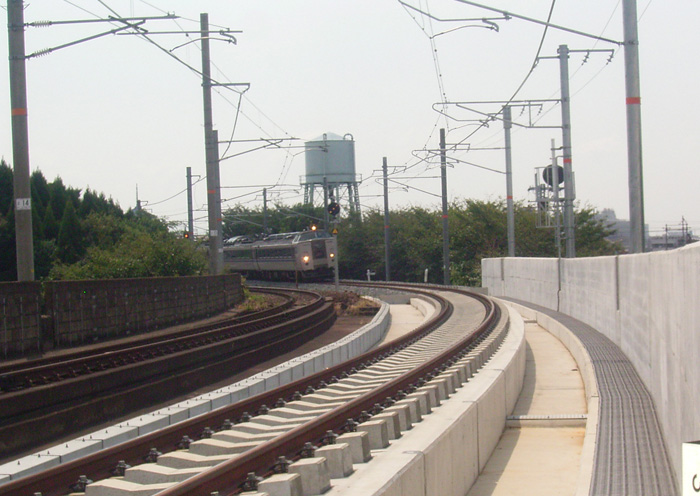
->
[626, 97, 641, 105]
[207, 189, 216, 194]
[11, 108, 27, 116]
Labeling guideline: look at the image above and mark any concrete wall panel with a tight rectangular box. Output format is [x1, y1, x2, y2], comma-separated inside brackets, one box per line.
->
[560, 257, 618, 344]
[617, 253, 652, 383]
[501, 257, 559, 308]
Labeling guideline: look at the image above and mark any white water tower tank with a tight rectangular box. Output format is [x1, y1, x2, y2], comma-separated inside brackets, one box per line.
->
[304, 133, 356, 184]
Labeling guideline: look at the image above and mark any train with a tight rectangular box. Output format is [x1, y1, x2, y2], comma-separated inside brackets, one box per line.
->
[223, 229, 337, 281]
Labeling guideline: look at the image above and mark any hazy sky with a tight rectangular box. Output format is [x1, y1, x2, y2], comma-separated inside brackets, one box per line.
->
[1, 0, 697, 238]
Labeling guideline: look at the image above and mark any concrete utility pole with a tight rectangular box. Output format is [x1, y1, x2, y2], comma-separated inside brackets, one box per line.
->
[263, 188, 268, 233]
[558, 44, 576, 258]
[503, 106, 515, 257]
[622, 0, 645, 253]
[440, 128, 451, 286]
[323, 176, 329, 231]
[382, 157, 391, 281]
[551, 139, 562, 259]
[7, 0, 34, 281]
[186, 167, 194, 239]
[200, 13, 223, 274]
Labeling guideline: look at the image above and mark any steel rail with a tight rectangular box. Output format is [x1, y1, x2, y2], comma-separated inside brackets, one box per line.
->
[0, 285, 449, 496]
[156, 285, 498, 496]
[0, 290, 334, 461]
[1, 284, 499, 496]
[0, 290, 322, 400]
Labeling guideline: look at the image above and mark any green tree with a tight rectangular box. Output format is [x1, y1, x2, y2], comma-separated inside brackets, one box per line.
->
[57, 200, 84, 264]
[30, 170, 50, 221]
[50, 228, 206, 279]
[0, 203, 16, 280]
[0, 159, 12, 217]
[337, 210, 379, 280]
[48, 177, 68, 221]
[574, 207, 624, 256]
[43, 203, 59, 240]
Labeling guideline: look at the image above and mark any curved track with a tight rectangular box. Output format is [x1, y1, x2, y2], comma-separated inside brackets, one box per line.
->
[0, 288, 336, 459]
[0, 283, 508, 496]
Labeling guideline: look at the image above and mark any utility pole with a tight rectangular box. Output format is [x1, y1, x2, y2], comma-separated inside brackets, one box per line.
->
[551, 139, 562, 259]
[382, 157, 391, 281]
[263, 188, 268, 233]
[201, 13, 223, 274]
[186, 167, 194, 239]
[503, 106, 515, 257]
[323, 176, 329, 231]
[440, 128, 450, 285]
[622, 0, 645, 253]
[7, 0, 34, 281]
[558, 44, 576, 258]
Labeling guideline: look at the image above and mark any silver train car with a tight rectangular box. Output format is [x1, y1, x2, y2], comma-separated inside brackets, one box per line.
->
[223, 229, 337, 280]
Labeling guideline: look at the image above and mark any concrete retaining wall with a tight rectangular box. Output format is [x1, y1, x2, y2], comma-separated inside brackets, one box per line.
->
[0, 275, 244, 357]
[482, 243, 700, 480]
[0, 282, 41, 357]
[44, 274, 243, 347]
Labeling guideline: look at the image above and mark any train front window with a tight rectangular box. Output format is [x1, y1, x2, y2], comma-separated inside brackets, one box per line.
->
[311, 240, 327, 259]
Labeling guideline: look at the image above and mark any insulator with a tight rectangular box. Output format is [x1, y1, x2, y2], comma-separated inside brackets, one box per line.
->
[30, 48, 53, 58]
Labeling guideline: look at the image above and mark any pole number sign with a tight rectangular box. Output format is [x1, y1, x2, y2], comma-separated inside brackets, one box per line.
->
[15, 198, 31, 210]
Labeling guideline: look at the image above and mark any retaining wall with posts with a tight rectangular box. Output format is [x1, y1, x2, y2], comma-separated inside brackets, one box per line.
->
[0, 274, 243, 357]
[0, 282, 42, 357]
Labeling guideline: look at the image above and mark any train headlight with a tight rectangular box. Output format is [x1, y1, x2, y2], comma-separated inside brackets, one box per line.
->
[302, 255, 310, 265]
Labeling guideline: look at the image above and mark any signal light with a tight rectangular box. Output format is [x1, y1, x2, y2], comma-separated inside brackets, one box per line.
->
[310, 224, 317, 231]
[543, 165, 564, 186]
[184, 231, 191, 239]
[327, 202, 340, 216]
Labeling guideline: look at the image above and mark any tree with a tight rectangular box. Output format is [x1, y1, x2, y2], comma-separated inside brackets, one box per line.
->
[43, 204, 59, 240]
[0, 203, 16, 280]
[57, 200, 84, 264]
[50, 225, 206, 280]
[0, 160, 13, 217]
[30, 170, 50, 221]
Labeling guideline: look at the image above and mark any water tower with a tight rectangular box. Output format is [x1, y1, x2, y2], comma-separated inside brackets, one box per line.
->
[302, 133, 361, 215]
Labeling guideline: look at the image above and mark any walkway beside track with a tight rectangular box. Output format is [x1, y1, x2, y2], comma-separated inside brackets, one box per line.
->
[466, 319, 587, 496]
[503, 298, 678, 496]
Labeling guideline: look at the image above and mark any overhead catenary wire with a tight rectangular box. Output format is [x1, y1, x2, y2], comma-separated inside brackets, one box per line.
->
[66, 0, 297, 231]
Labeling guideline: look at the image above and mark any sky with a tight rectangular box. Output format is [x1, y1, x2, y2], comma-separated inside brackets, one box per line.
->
[1, 0, 697, 239]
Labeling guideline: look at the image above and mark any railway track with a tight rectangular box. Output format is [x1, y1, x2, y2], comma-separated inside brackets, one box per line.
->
[0, 283, 509, 496]
[0, 288, 336, 459]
